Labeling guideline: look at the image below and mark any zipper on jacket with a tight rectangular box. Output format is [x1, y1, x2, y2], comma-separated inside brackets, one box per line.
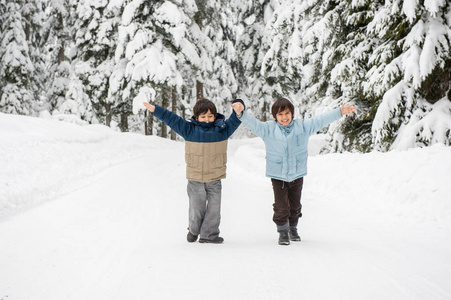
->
[285, 134, 290, 181]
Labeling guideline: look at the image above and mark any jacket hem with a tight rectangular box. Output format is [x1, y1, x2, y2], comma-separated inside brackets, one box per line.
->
[266, 173, 306, 183]
[186, 175, 226, 183]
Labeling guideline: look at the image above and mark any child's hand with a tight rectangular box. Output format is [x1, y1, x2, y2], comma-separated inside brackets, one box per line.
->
[143, 102, 155, 113]
[340, 103, 356, 116]
[231, 102, 244, 115]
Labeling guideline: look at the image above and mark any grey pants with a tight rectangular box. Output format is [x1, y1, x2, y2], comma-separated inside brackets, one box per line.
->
[187, 180, 222, 240]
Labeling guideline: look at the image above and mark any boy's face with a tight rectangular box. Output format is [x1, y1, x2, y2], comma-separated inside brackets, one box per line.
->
[274, 108, 292, 126]
[196, 109, 215, 123]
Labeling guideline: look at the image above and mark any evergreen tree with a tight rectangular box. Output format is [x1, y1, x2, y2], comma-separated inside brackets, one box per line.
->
[23, 0, 48, 113]
[234, 0, 276, 121]
[192, 0, 239, 113]
[113, 0, 208, 135]
[322, 0, 384, 152]
[261, 1, 303, 106]
[368, 0, 451, 150]
[0, 0, 6, 109]
[73, 0, 121, 126]
[44, 0, 84, 119]
[0, 1, 35, 115]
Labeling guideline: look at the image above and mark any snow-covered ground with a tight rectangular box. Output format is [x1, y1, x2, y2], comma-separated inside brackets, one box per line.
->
[1, 112, 450, 300]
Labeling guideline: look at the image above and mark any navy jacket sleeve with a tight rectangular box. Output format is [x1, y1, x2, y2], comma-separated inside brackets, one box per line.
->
[223, 99, 244, 138]
[151, 105, 193, 139]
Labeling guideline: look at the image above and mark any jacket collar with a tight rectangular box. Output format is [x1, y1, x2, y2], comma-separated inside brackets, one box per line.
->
[277, 120, 295, 135]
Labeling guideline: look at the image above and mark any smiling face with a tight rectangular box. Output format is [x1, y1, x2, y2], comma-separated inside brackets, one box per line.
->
[271, 98, 295, 126]
[274, 108, 293, 126]
[196, 109, 216, 123]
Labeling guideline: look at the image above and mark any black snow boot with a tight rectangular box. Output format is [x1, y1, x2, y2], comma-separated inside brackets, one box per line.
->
[278, 230, 290, 245]
[289, 226, 301, 242]
[187, 231, 198, 243]
[199, 236, 224, 244]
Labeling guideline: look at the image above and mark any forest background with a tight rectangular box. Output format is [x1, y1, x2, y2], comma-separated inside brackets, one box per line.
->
[1, 0, 450, 152]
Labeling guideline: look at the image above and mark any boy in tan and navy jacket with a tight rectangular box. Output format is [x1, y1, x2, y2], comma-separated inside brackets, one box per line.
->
[144, 98, 244, 243]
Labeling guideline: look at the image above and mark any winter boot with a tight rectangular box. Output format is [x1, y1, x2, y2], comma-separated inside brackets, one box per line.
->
[289, 226, 301, 241]
[199, 236, 224, 244]
[278, 230, 290, 245]
[187, 231, 198, 243]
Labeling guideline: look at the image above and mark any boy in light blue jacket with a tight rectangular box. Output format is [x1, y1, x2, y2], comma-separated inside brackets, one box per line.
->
[232, 98, 355, 245]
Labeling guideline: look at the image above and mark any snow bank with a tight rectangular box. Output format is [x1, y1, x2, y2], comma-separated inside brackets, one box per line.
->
[308, 144, 451, 233]
[0, 112, 168, 218]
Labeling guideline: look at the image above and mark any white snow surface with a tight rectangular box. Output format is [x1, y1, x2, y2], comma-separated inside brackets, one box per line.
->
[1, 112, 451, 299]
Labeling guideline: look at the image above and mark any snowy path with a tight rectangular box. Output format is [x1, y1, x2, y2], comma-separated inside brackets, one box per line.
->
[1, 136, 450, 299]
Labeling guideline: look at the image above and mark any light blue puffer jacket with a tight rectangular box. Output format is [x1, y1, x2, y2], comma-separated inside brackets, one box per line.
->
[238, 108, 342, 182]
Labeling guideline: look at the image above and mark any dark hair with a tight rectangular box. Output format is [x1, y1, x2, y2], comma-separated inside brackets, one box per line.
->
[193, 98, 217, 119]
[271, 98, 294, 119]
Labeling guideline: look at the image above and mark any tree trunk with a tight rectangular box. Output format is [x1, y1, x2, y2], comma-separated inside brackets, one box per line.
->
[57, 13, 65, 64]
[25, 23, 30, 41]
[171, 86, 177, 140]
[182, 86, 187, 119]
[105, 103, 111, 127]
[120, 113, 128, 132]
[261, 101, 268, 122]
[161, 88, 169, 138]
[145, 110, 153, 135]
[196, 80, 204, 101]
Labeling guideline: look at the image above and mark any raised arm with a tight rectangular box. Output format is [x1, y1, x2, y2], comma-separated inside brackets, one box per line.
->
[143, 102, 193, 139]
[303, 103, 356, 135]
[232, 101, 270, 138]
[223, 99, 245, 138]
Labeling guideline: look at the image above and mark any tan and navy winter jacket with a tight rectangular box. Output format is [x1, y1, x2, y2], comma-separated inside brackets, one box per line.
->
[151, 100, 243, 182]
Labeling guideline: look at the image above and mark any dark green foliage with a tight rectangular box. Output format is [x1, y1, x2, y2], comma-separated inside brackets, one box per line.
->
[420, 60, 451, 104]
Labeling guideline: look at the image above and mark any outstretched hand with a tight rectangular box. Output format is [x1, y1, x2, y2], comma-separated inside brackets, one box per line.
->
[340, 103, 356, 116]
[143, 102, 155, 113]
[231, 102, 244, 116]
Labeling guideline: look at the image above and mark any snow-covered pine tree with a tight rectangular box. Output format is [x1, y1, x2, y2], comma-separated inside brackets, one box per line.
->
[44, 0, 84, 121]
[260, 1, 304, 109]
[0, 1, 3, 29]
[113, 0, 208, 136]
[0, 1, 35, 115]
[323, 0, 385, 152]
[0, 0, 4, 103]
[368, 0, 451, 150]
[234, 0, 277, 121]
[0, 0, 9, 111]
[22, 0, 48, 114]
[189, 0, 209, 101]
[43, 1, 70, 113]
[165, 0, 206, 121]
[73, 0, 121, 127]
[194, 0, 239, 114]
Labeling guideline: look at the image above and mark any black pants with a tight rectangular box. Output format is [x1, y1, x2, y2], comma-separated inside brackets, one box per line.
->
[271, 177, 304, 227]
